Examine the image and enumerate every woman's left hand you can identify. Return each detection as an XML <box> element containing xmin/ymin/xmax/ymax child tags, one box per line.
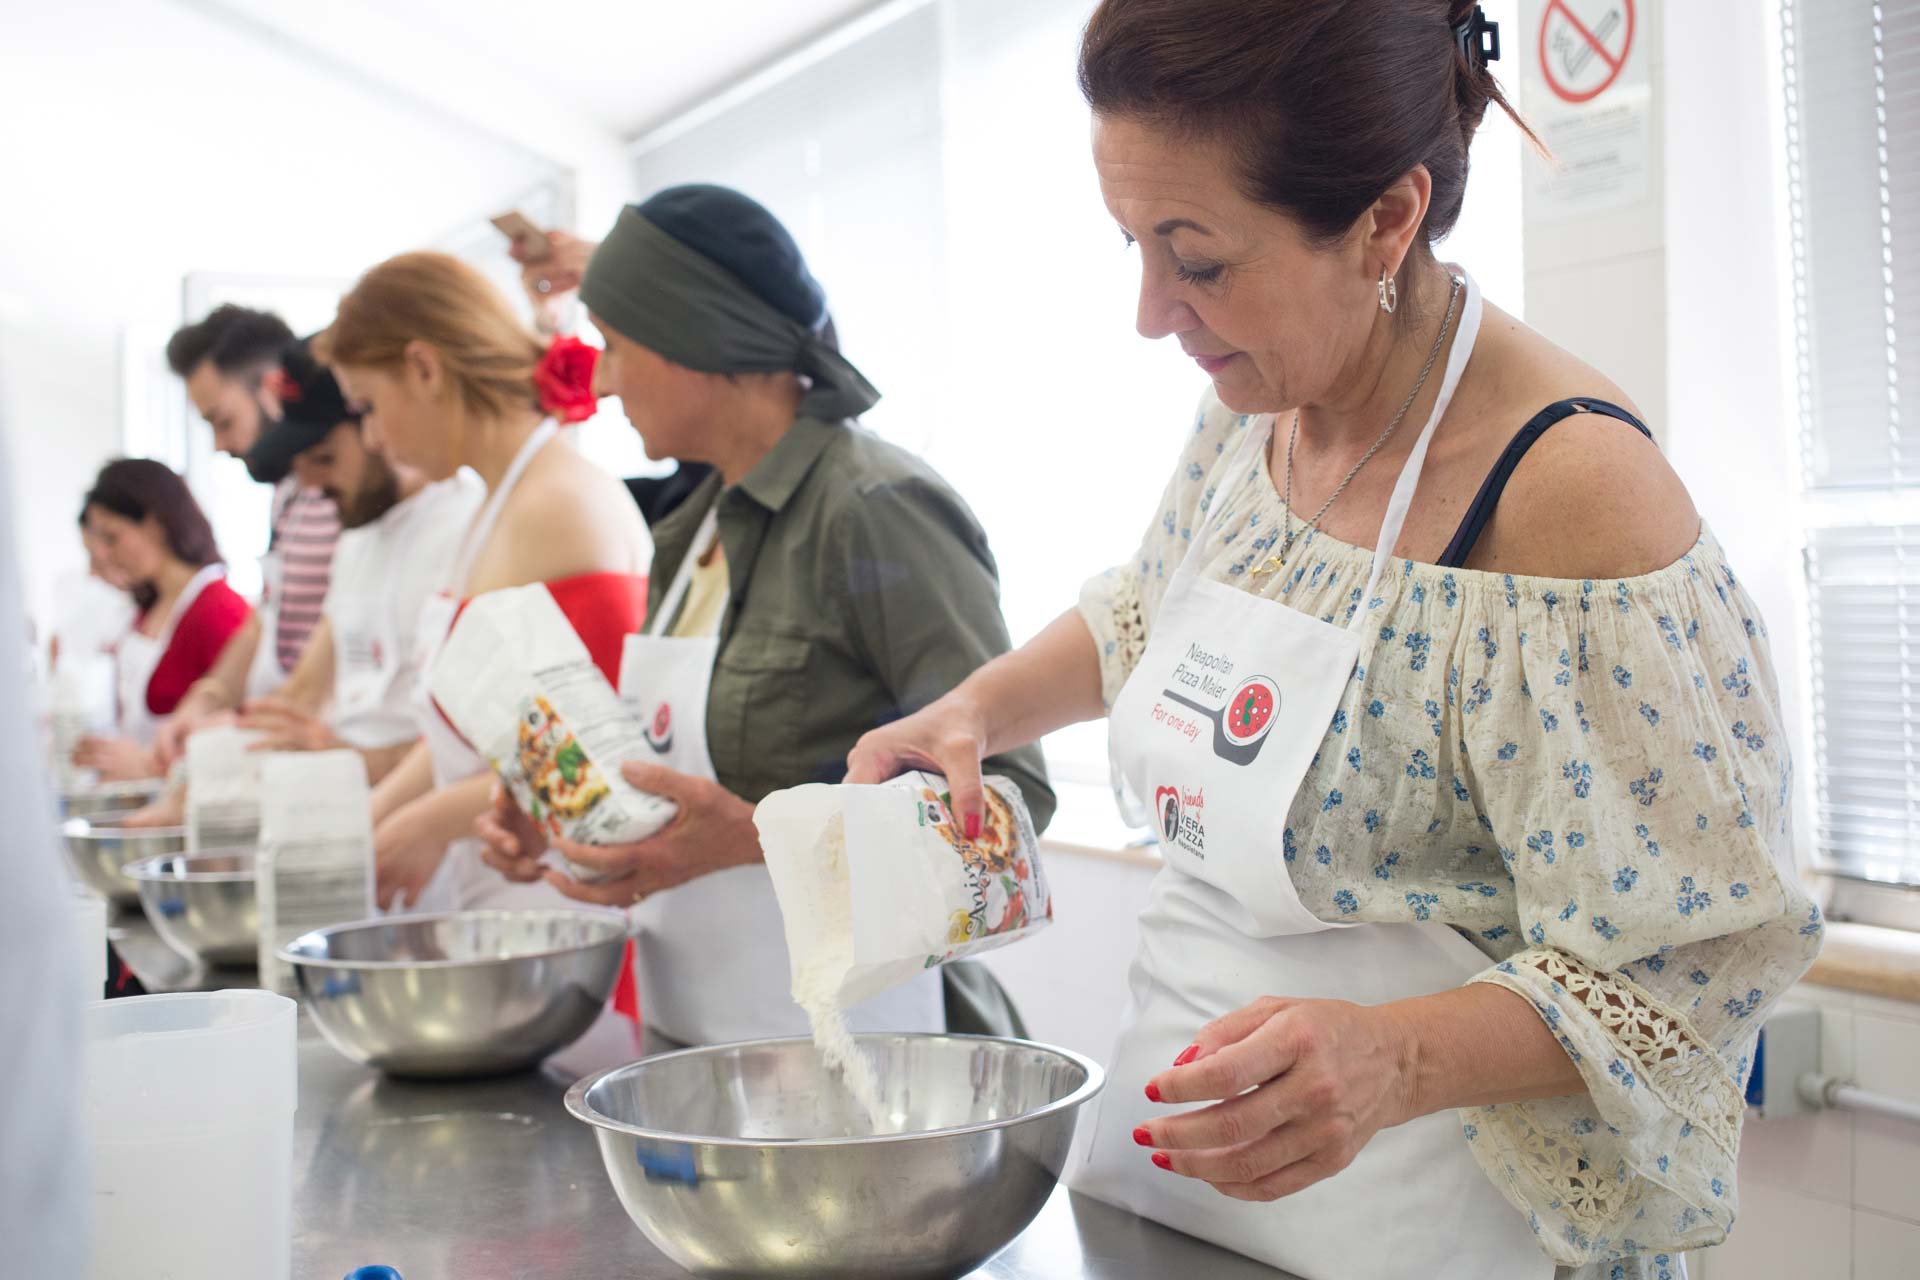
<box><xmin>540</xmin><ymin>761</ymin><xmax>760</xmax><ymax>907</ymax></box>
<box><xmin>1136</xmin><ymin>996</ymin><xmax>1418</xmax><ymax>1202</ymax></box>
<box><xmin>71</xmin><ymin>734</ymin><xmax>161</xmax><ymax>782</ymax></box>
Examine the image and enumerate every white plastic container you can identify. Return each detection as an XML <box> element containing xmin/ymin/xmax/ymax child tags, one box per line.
<box><xmin>69</xmin><ymin>890</ymin><xmax>105</xmax><ymax>998</ymax></box>
<box><xmin>83</xmin><ymin>990</ymin><xmax>297</xmax><ymax>1280</ymax></box>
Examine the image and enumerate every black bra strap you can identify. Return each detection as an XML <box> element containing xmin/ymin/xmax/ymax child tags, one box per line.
<box><xmin>1435</xmin><ymin>397</ymin><xmax>1653</xmax><ymax>569</ymax></box>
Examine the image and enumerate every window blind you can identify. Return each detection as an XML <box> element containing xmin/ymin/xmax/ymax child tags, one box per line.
<box><xmin>1785</xmin><ymin>0</ymin><xmax>1920</xmax><ymax>884</ymax></box>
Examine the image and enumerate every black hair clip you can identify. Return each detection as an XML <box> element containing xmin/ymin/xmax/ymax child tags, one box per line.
<box><xmin>1453</xmin><ymin>4</ymin><xmax>1501</xmax><ymax>69</ymax></box>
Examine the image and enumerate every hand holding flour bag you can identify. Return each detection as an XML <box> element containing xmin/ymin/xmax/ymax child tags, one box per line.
<box><xmin>429</xmin><ymin>584</ymin><xmax>677</xmax><ymax>871</ymax></box>
<box><xmin>755</xmin><ymin>772</ymin><xmax>1053</xmax><ymax>1011</ymax></box>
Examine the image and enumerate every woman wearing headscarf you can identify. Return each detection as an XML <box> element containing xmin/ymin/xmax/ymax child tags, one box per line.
<box><xmin>478</xmin><ymin>186</ymin><xmax>1054</xmax><ymax>1047</ymax></box>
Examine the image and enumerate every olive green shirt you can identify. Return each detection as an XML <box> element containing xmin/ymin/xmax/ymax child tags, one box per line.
<box><xmin>645</xmin><ymin>417</ymin><xmax>1056</xmax><ymax>830</ymax></box>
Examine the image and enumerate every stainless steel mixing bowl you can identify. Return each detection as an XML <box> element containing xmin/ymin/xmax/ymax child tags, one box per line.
<box><xmin>124</xmin><ymin>852</ymin><xmax>259</xmax><ymax>966</ymax></box>
<box><xmin>565</xmin><ymin>1034</ymin><xmax>1104</xmax><ymax>1279</ymax></box>
<box><xmin>61</xmin><ymin>815</ymin><xmax>186</xmax><ymax>906</ymax></box>
<box><xmin>281</xmin><ymin>909</ymin><xmax>630</xmax><ymax>1078</ymax></box>
<box><xmin>56</xmin><ymin>778</ymin><xmax>163</xmax><ymax>821</ymax></box>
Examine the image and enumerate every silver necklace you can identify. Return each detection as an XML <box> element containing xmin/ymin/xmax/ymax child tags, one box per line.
<box><xmin>1253</xmin><ymin>273</ymin><xmax>1463</xmax><ymax>580</ymax></box>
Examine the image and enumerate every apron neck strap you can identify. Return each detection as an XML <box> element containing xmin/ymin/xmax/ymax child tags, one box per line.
<box><xmin>448</xmin><ymin>420</ymin><xmax>558</xmax><ymax>592</ymax></box>
<box><xmin>153</xmin><ymin>563</ymin><xmax>225</xmax><ymax>645</ymax></box>
<box><xmin>1352</xmin><ymin>271</ymin><xmax>1481</xmax><ymax>625</ymax></box>
<box><xmin>647</xmin><ymin>500</ymin><xmax>725</xmax><ymax>637</ymax></box>
<box><xmin>1183</xmin><ymin>271</ymin><xmax>1483</xmax><ymax>634</ymax></box>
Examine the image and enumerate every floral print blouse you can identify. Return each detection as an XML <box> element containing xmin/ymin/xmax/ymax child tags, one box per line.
<box><xmin>1077</xmin><ymin>389</ymin><xmax>1822</xmax><ymax>1278</ymax></box>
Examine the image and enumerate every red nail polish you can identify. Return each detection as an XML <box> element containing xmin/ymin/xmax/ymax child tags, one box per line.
<box><xmin>1145</xmin><ymin>1082</ymin><xmax>1162</xmax><ymax>1103</ymax></box>
<box><xmin>1132</xmin><ymin>1126</ymin><xmax>1153</xmax><ymax>1147</ymax></box>
<box><xmin>1173</xmin><ymin>1044</ymin><xmax>1200</xmax><ymax>1067</ymax></box>
<box><xmin>965</xmin><ymin>813</ymin><xmax>981</xmax><ymax>841</ymax></box>
<box><xmin>1152</xmin><ymin>1152</ymin><xmax>1173</xmax><ymax>1171</ymax></box>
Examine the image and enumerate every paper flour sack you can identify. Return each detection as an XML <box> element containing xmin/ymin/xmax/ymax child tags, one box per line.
<box><xmin>755</xmin><ymin>771</ymin><xmax>1052</xmax><ymax>1011</ymax></box>
<box><xmin>429</xmin><ymin>584</ymin><xmax>676</xmax><ymax>854</ymax></box>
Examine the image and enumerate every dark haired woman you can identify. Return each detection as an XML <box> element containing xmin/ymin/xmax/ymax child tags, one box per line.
<box><xmin>74</xmin><ymin>458</ymin><xmax>255</xmax><ymax>779</ymax></box>
<box><xmin>849</xmin><ymin>3</ymin><xmax>1817</xmax><ymax>1276</ymax></box>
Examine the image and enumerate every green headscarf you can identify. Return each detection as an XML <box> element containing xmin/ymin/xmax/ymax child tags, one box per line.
<box><xmin>581</xmin><ymin>198</ymin><xmax>880</xmax><ymax>422</ymax></box>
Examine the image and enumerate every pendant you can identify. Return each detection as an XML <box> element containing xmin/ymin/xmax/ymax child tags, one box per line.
<box><xmin>1250</xmin><ymin>539</ymin><xmax>1291</xmax><ymax>582</ymax></box>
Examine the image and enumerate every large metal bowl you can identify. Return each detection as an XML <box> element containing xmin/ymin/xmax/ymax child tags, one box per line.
<box><xmin>124</xmin><ymin>852</ymin><xmax>259</xmax><ymax>966</ymax></box>
<box><xmin>281</xmin><ymin>909</ymin><xmax>630</xmax><ymax>1078</ymax></box>
<box><xmin>566</xmin><ymin>1034</ymin><xmax>1104</xmax><ymax>1279</ymax></box>
<box><xmin>56</xmin><ymin>778</ymin><xmax>163</xmax><ymax>822</ymax></box>
<box><xmin>61</xmin><ymin>815</ymin><xmax>186</xmax><ymax>906</ymax></box>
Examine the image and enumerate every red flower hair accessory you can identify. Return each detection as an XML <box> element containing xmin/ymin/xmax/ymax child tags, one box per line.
<box><xmin>534</xmin><ymin>335</ymin><xmax>600</xmax><ymax>424</ymax></box>
<box><xmin>262</xmin><ymin>368</ymin><xmax>303</xmax><ymax>404</ymax></box>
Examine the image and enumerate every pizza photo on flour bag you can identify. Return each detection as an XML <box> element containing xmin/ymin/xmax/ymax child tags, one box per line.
<box><xmin>754</xmin><ymin>771</ymin><xmax>1053</xmax><ymax>1011</ymax></box>
<box><xmin>429</xmin><ymin>584</ymin><xmax>676</xmax><ymax>880</ymax></box>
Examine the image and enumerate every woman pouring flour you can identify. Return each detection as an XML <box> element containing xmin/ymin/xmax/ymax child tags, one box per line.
<box><xmin>848</xmin><ymin>4</ymin><xmax>1820</xmax><ymax>1278</ymax></box>
<box><xmin>476</xmin><ymin>185</ymin><xmax>1054</xmax><ymax>1047</ymax></box>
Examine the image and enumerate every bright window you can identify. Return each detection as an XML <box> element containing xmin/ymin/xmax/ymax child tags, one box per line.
<box><xmin>1782</xmin><ymin>0</ymin><xmax>1920</xmax><ymax>889</ymax></box>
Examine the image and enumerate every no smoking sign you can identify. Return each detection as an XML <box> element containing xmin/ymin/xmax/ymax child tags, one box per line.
<box><xmin>1539</xmin><ymin>0</ymin><xmax>1635</xmax><ymax>104</ymax></box>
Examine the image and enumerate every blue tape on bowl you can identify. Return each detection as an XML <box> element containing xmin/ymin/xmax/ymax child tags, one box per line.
<box><xmin>158</xmin><ymin>897</ymin><xmax>187</xmax><ymax>918</ymax></box>
<box><xmin>635</xmin><ymin>1141</ymin><xmax>699</xmax><ymax>1186</ymax></box>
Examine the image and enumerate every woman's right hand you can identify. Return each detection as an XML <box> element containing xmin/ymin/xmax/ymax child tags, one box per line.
<box><xmin>474</xmin><ymin>782</ymin><xmax>551</xmax><ymax>884</ymax></box>
<box><xmin>373</xmin><ymin>797</ymin><xmax>451</xmax><ymax>912</ymax></box>
<box><xmin>511</xmin><ymin>228</ymin><xmax>597</xmax><ymax>331</ymax></box>
<box><xmin>845</xmin><ymin>693</ymin><xmax>993</xmax><ymax>839</ymax></box>
<box><xmin>154</xmin><ymin>708</ymin><xmax>235</xmax><ymax>769</ymax></box>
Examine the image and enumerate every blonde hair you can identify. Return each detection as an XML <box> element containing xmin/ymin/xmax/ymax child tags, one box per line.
<box><xmin>318</xmin><ymin>251</ymin><xmax>543</xmax><ymax>420</ymax></box>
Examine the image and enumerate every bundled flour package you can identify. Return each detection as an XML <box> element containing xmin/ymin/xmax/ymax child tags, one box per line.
<box><xmin>257</xmin><ymin>750</ymin><xmax>375</xmax><ymax>994</ymax></box>
<box><xmin>184</xmin><ymin>725</ymin><xmax>267</xmax><ymax>853</ymax></box>
<box><xmin>429</xmin><ymin>584</ymin><xmax>677</xmax><ymax>856</ymax></box>
<box><xmin>45</xmin><ymin>654</ymin><xmax>115</xmax><ymax>788</ymax></box>
<box><xmin>755</xmin><ymin>771</ymin><xmax>1052</xmax><ymax>1013</ymax></box>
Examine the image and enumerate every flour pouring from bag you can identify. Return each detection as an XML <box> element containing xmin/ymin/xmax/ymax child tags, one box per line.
<box><xmin>756</xmin><ymin>772</ymin><xmax>1053</xmax><ymax>1127</ymax></box>
<box><xmin>429</xmin><ymin>584</ymin><xmax>677</xmax><ymax>881</ymax></box>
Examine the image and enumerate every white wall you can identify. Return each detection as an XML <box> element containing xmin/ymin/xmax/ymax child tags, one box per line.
<box><xmin>1695</xmin><ymin>983</ymin><xmax>1920</xmax><ymax>1280</ymax></box>
<box><xmin>0</xmin><ymin>0</ymin><xmax>573</xmax><ymax>636</ymax></box>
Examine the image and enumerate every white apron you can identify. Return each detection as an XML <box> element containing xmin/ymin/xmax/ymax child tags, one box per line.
<box><xmin>1070</xmin><ymin>274</ymin><xmax>1551</xmax><ymax>1280</ymax></box>
<box><xmin>332</xmin><ymin>605</ymin><xmax>396</xmax><ymax>741</ymax></box>
<box><xmin>331</xmin><ymin>534</ymin><xmax>407</xmax><ymax>745</ymax></box>
<box><xmin>618</xmin><ymin>504</ymin><xmax>944</xmax><ymax>1046</ymax></box>
<box><xmin>409</xmin><ymin>422</ymin><xmax>568</xmax><ymax>914</ymax></box>
<box><xmin>115</xmin><ymin>563</ymin><xmax>224</xmax><ymax>745</ymax></box>
<box><xmin>242</xmin><ymin>547</ymin><xmax>286</xmax><ymax>701</ymax></box>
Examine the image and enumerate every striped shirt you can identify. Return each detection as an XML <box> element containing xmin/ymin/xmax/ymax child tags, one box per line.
<box><xmin>269</xmin><ymin>480</ymin><xmax>340</xmax><ymax>672</ymax></box>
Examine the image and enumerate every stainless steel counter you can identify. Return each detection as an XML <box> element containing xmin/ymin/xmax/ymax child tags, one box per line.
<box><xmin>110</xmin><ymin>912</ymin><xmax>1298</xmax><ymax>1280</ymax></box>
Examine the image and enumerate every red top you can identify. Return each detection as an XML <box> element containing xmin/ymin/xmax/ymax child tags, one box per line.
<box><xmin>143</xmin><ymin>578</ymin><xmax>253</xmax><ymax>716</ymax></box>
<box><xmin>541</xmin><ymin>572</ymin><xmax>650</xmax><ymax>685</ymax></box>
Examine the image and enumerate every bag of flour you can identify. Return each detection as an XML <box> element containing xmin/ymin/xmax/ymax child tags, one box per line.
<box><xmin>755</xmin><ymin>771</ymin><xmax>1052</xmax><ymax>1012</ymax></box>
<box><xmin>429</xmin><ymin>584</ymin><xmax>676</xmax><ymax>858</ymax></box>
<box><xmin>184</xmin><ymin>725</ymin><xmax>267</xmax><ymax>853</ymax></box>
<box><xmin>257</xmin><ymin>750</ymin><xmax>374</xmax><ymax>994</ymax></box>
